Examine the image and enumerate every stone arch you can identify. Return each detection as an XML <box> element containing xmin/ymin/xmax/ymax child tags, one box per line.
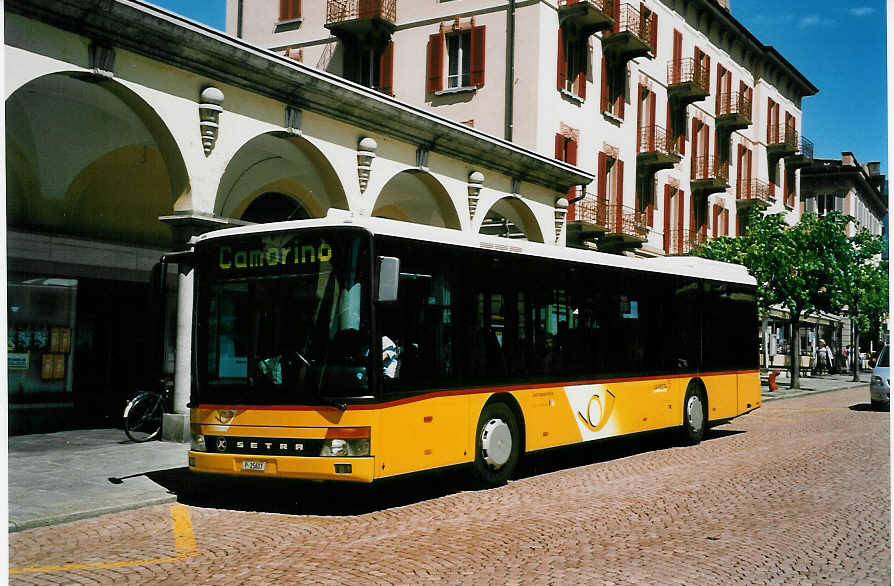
<box><xmin>5</xmin><ymin>72</ymin><xmax>190</xmax><ymax>247</ymax></box>
<box><xmin>216</xmin><ymin>131</ymin><xmax>348</xmax><ymax>222</ymax></box>
<box><xmin>372</xmin><ymin>169</ymin><xmax>462</xmax><ymax>230</ymax></box>
<box><xmin>478</xmin><ymin>196</ymin><xmax>545</xmax><ymax>243</ymax></box>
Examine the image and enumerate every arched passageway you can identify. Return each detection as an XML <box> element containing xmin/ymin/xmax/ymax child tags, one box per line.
<box><xmin>478</xmin><ymin>196</ymin><xmax>545</xmax><ymax>243</ymax></box>
<box><xmin>6</xmin><ymin>72</ymin><xmax>190</xmax><ymax>432</ymax></box>
<box><xmin>373</xmin><ymin>170</ymin><xmax>462</xmax><ymax>230</ymax></box>
<box><xmin>216</xmin><ymin>132</ymin><xmax>347</xmax><ymax>222</ymax></box>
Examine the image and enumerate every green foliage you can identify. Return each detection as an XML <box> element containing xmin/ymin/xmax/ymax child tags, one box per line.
<box><xmin>693</xmin><ymin>209</ymin><xmax>885</xmax><ymax>326</ymax></box>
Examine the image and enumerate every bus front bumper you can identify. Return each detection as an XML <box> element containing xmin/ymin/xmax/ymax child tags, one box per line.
<box><xmin>188</xmin><ymin>451</ymin><xmax>376</xmax><ymax>483</ymax></box>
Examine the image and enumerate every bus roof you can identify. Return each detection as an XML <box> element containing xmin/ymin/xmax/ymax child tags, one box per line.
<box><xmin>195</xmin><ymin>212</ymin><xmax>756</xmax><ymax>286</ymax></box>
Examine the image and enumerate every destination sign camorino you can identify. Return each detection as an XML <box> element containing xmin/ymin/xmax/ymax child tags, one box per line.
<box><xmin>218</xmin><ymin>240</ymin><xmax>333</xmax><ymax>271</ymax></box>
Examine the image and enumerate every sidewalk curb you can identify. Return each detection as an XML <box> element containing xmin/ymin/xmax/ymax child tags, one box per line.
<box><xmin>761</xmin><ymin>383</ymin><xmax>868</xmax><ymax>402</ymax></box>
<box><xmin>9</xmin><ymin>494</ymin><xmax>178</xmax><ymax>533</ymax></box>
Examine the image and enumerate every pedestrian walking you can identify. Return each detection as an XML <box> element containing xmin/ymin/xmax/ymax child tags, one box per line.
<box><xmin>815</xmin><ymin>339</ymin><xmax>832</xmax><ymax>375</ymax></box>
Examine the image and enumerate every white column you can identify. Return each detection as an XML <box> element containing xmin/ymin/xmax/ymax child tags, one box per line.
<box><xmin>173</xmin><ymin>264</ymin><xmax>194</xmax><ymax>414</ymax></box>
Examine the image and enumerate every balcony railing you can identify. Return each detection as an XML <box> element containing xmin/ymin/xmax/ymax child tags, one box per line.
<box><xmin>558</xmin><ymin>0</ymin><xmax>615</xmax><ymax>33</ymax></box>
<box><xmin>737</xmin><ymin>178</ymin><xmax>772</xmax><ymax>205</ymax></box>
<box><xmin>664</xmin><ymin>229</ymin><xmax>707</xmax><ymax>255</ymax></box>
<box><xmin>560</xmin><ymin>0</ymin><xmax>614</xmax><ymax>13</ymax></box>
<box><xmin>611</xmin><ymin>3</ymin><xmax>652</xmax><ymax>46</ymax></box>
<box><xmin>767</xmin><ymin>124</ymin><xmax>798</xmax><ymax>149</ymax></box>
<box><xmin>797</xmin><ymin>135</ymin><xmax>814</xmax><ymax>159</ymax></box>
<box><xmin>666</xmin><ymin>58</ymin><xmax>710</xmax><ymax>91</ymax></box>
<box><xmin>326</xmin><ymin>0</ymin><xmax>396</xmax><ymax>25</ymax></box>
<box><xmin>638</xmin><ymin>124</ymin><xmax>678</xmax><ymax>158</ymax></box>
<box><xmin>717</xmin><ymin>92</ymin><xmax>752</xmax><ymax>122</ymax></box>
<box><xmin>574</xmin><ymin>196</ymin><xmax>648</xmax><ymax>240</ymax></box>
<box><xmin>692</xmin><ymin>156</ymin><xmax>729</xmax><ymax>183</ymax></box>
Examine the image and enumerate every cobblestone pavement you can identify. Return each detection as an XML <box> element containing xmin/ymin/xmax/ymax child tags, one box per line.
<box><xmin>10</xmin><ymin>387</ymin><xmax>890</xmax><ymax>585</ymax></box>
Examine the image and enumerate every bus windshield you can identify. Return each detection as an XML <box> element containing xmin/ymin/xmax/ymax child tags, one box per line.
<box><xmin>196</xmin><ymin>228</ymin><xmax>371</xmax><ymax>405</ymax></box>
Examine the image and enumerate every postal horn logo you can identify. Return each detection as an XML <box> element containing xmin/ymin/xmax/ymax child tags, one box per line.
<box><xmin>577</xmin><ymin>389</ymin><xmax>616</xmax><ymax>432</ymax></box>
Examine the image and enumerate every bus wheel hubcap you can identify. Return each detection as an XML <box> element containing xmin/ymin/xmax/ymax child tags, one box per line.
<box><xmin>481</xmin><ymin>418</ymin><xmax>512</xmax><ymax>469</ymax></box>
<box><xmin>687</xmin><ymin>396</ymin><xmax>704</xmax><ymax>432</ymax></box>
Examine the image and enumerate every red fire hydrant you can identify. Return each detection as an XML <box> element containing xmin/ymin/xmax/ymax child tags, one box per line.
<box><xmin>768</xmin><ymin>370</ymin><xmax>781</xmax><ymax>391</ymax></box>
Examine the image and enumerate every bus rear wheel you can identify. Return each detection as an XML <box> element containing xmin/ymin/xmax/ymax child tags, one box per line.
<box><xmin>471</xmin><ymin>402</ymin><xmax>519</xmax><ymax>488</ymax></box>
<box><xmin>681</xmin><ymin>386</ymin><xmax>707</xmax><ymax>445</ymax></box>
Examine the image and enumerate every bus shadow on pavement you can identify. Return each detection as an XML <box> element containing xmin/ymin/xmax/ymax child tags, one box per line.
<box><xmin>516</xmin><ymin>428</ymin><xmax>743</xmax><ymax>480</ymax></box>
<box><xmin>144</xmin><ymin>429</ymin><xmax>743</xmax><ymax>516</ymax></box>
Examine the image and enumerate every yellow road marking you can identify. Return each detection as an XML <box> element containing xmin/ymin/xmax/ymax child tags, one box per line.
<box><xmin>10</xmin><ymin>504</ymin><xmax>198</xmax><ymax>575</ymax></box>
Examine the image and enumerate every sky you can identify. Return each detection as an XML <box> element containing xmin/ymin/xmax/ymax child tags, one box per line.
<box><xmin>149</xmin><ymin>0</ymin><xmax>888</xmax><ymax>173</ymax></box>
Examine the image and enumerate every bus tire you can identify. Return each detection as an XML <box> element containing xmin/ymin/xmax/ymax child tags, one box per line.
<box><xmin>471</xmin><ymin>401</ymin><xmax>520</xmax><ymax>488</ymax></box>
<box><xmin>681</xmin><ymin>385</ymin><xmax>707</xmax><ymax>445</ymax></box>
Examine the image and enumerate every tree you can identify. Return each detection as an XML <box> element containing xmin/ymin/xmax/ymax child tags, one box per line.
<box><xmin>694</xmin><ymin>209</ymin><xmax>858</xmax><ymax>389</ymax></box>
<box><xmin>833</xmin><ymin>225</ymin><xmax>886</xmax><ymax>381</ymax></box>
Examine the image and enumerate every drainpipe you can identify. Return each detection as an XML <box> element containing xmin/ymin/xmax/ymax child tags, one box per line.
<box><xmin>504</xmin><ymin>0</ymin><xmax>516</xmax><ymax>141</ymax></box>
<box><xmin>236</xmin><ymin>0</ymin><xmax>244</xmax><ymax>38</ymax></box>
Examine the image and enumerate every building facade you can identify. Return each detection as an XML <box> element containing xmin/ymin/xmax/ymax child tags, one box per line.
<box><xmin>6</xmin><ymin>0</ymin><xmax>590</xmax><ymax>435</ymax></box>
<box><xmin>230</xmin><ymin>0</ymin><xmax>818</xmax><ymax>256</ymax></box>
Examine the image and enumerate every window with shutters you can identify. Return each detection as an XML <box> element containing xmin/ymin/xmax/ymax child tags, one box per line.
<box><xmin>347</xmin><ymin>42</ymin><xmax>394</xmax><ymax>95</ymax></box>
<box><xmin>557</xmin><ymin>28</ymin><xmax>587</xmax><ymax>101</ymax></box>
<box><xmin>600</xmin><ymin>57</ymin><xmax>625</xmax><ymax>120</ymax></box>
<box><xmin>428</xmin><ymin>24</ymin><xmax>486</xmax><ymax>95</ymax></box>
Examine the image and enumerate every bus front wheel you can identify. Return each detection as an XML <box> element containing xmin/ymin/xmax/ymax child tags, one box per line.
<box><xmin>681</xmin><ymin>386</ymin><xmax>707</xmax><ymax>445</ymax></box>
<box><xmin>471</xmin><ymin>402</ymin><xmax>519</xmax><ymax>487</ymax></box>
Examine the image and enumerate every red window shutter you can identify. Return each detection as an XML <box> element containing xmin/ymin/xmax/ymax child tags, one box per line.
<box><xmin>648</xmin><ymin>91</ymin><xmax>656</xmax><ymax>146</ymax></box>
<box><xmin>715</xmin><ymin>65</ymin><xmax>723</xmax><ymax>115</ymax></box>
<box><xmin>746</xmin><ymin>148</ymin><xmax>752</xmax><ymax>182</ymax></box>
<box><xmin>378</xmin><ymin>42</ymin><xmax>394</xmax><ymax>96</ymax></box>
<box><xmin>766</xmin><ymin>98</ymin><xmax>773</xmax><ymax>142</ymax></box>
<box><xmin>690</xmin><ymin>118</ymin><xmax>699</xmax><ymax>176</ymax></box>
<box><xmin>663</xmin><ymin>184</ymin><xmax>672</xmax><ymax>252</ymax></box>
<box><xmin>612</xmin><ymin>1</ymin><xmax>620</xmax><ymax>33</ymax></box>
<box><xmin>555</xmin><ymin>133</ymin><xmax>565</xmax><ymax>160</ymax></box>
<box><xmin>650</xmin><ymin>13</ymin><xmax>658</xmax><ymax>56</ymax></box>
<box><xmin>712</xmin><ymin>204</ymin><xmax>720</xmax><ymax>238</ymax></box>
<box><xmin>674</xmin><ymin>30</ymin><xmax>682</xmax><ymax>63</ymax></box>
<box><xmin>597</xmin><ymin>152</ymin><xmax>607</xmax><ymax>201</ymax></box>
<box><xmin>426</xmin><ymin>33</ymin><xmax>444</xmax><ymax>94</ymax></box>
<box><xmin>566</xmin><ymin>138</ymin><xmax>578</xmax><ymax>165</ymax></box>
<box><xmin>636</xmin><ymin>85</ymin><xmax>644</xmax><ymax>153</ymax></box>
<box><xmin>557</xmin><ymin>28</ymin><xmax>566</xmax><ymax>91</ymax></box>
<box><xmin>600</xmin><ymin>56</ymin><xmax>609</xmax><ymax>112</ymax></box>
<box><xmin>723</xmin><ymin>209</ymin><xmax>729</xmax><ymax>236</ymax></box>
<box><xmin>616</xmin><ymin>159</ymin><xmax>625</xmax><ymax>208</ymax></box>
<box><xmin>704</xmin><ymin>55</ymin><xmax>710</xmax><ymax>88</ymax></box>
<box><xmin>688</xmin><ymin>191</ymin><xmax>695</xmax><ymax>232</ymax></box>
<box><xmin>280</xmin><ymin>0</ymin><xmax>301</xmax><ymax>21</ymax></box>
<box><xmin>470</xmin><ymin>26</ymin><xmax>486</xmax><ymax>87</ymax></box>
<box><xmin>677</xmin><ymin>189</ymin><xmax>685</xmax><ymax>236</ymax></box>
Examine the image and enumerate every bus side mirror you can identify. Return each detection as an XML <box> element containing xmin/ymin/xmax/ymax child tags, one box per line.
<box><xmin>377</xmin><ymin>256</ymin><xmax>400</xmax><ymax>302</ymax></box>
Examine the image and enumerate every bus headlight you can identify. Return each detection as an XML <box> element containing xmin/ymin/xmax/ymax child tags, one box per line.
<box><xmin>319</xmin><ymin>427</ymin><xmax>370</xmax><ymax>457</ymax></box>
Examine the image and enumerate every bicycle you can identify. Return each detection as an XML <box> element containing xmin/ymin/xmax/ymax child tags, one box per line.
<box><xmin>123</xmin><ymin>377</ymin><xmax>173</xmax><ymax>442</ymax></box>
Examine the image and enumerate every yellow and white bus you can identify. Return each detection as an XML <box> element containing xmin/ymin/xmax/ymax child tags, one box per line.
<box><xmin>188</xmin><ymin>215</ymin><xmax>760</xmax><ymax>486</ymax></box>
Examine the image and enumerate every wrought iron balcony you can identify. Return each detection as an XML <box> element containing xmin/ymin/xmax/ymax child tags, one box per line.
<box><xmin>664</xmin><ymin>229</ymin><xmax>707</xmax><ymax>256</ymax></box>
<box><xmin>603</xmin><ymin>3</ymin><xmax>653</xmax><ymax>62</ymax></box>
<box><xmin>785</xmin><ymin>134</ymin><xmax>814</xmax><ymax>169</ymax></box>
<box><xmin>716</xmin><ymin>91</ymin><xmax>752</xmax><ymax>130</ymax></box>
<box><xmin>667</xmin><ymin>58</ymin><xmax>710</xmax><ymax>105</ymax></box>
<box><xmin>767</xmin><ymin>124</ymin><xmax>798</xmax><ymax>156</ymax></box>
<box><xmin>637</xmin><ymin>124</ymin><xmax>680</xmax><ymax>171</ymax></box>
<box><xmin>567</xmin><ymin>195</ymin><xmax>648</xmax><ymax>251</ymax></box>
<box><xmin>558</xmin><ymin>0</ymin><xmax>614</xmax><ymax>35</ymax></box>
<box><xmin>691</xmin><ymin>156</ymin><xmax>729</xmax><ymax>195</ymax></box>
<box><xmin>736</xmin><ymin>178</ymin><xmax>772</xmax><ymax>209</ymax></box>
<box><xmin>325</xmin><ymin>0</ymin><xmax>396</xmax><ymax>39</ymax></box>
